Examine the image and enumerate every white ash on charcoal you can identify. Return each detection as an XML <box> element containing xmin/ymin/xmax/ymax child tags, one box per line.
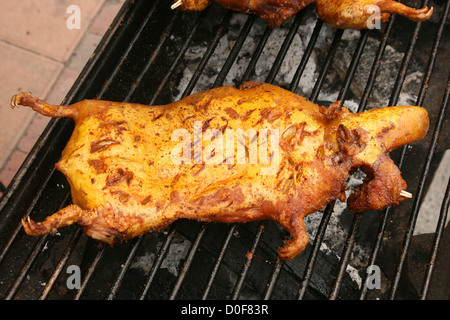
<box><xmin>319</xmin><ymin>28</ymin><xmax>425</xmax><ymax>108</ymax></box>
<box><xmin>131</xmin><ymin>235</ymin><xmax>192</xmax><ymax>277</ymax></box>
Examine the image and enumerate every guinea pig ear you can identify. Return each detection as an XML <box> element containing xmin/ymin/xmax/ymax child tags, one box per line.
<box><xmin>346</xmin><ymin>154</ymin><xmax>408</xmax><ymax>213</ymax></box>
<box><xmin>11</xmin><ymin>92</ymin><xmax>79</xmax><ymax>119</ymax></box>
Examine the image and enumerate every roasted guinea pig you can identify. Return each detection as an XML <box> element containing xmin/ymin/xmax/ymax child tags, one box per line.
<box><xmin>173</xmin><ymin>0</ymin><xmax>433</xmax><ymax>29</ymax></box>
<box><xmin>12</xmin><ymin>82</ymin><xmax>429</xmax><ymax>260</ymax></box>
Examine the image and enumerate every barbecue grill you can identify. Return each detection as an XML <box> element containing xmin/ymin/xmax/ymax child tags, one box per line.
<box><xmin>0</xmin><ymin>0</ymin><xmax>448</xmax><ymax>301</ymax></box>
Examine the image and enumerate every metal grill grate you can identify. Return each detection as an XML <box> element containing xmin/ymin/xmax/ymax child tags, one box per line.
<box><xmin>0</xmin><ymin>0</ymin><xmax>449</xmax><ymax>300</ymax></box>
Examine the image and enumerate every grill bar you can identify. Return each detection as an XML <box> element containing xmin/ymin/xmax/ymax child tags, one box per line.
<box><xmin>0</xmin><ymin>163</ymin><xmax>62</xmax><ymax>268</ymax></box>
<box><xmin>214</xmin><ymin>15</ymin><xmax>256</xmax><ymax>87</ymax></box>
<box><xmin>296</xmin><ymin>202</ymin><xmax>335</xmax><ymax>299</ymax></box>
<box><xmin>389</xmin><ymin>0</ymin><xmax>429</xmax><ymax>106</ymax></box>
<box><xmin>329</xmin><ymin>213</ymin><xmax>363</xmax><ymax>300</ymax></box>
<box><xmin>329</xmin><ymin>0</ymin><xmax>449</xmax><ymax>300</ymax></box>
<box><xmin>167</xmin><ymin>11</ymin><xmax>251</xmax><ymax>300</ymax></box>
<box><xmin>4</xmin><ymin>235</ymin><xmax>49</xmax><ymax>300</ymax></box>
<box><xmin>196</xmin><ymin>10</ymin><xmax>291</xmax><ymax>299</ymax></box>
<box><xmin>267</xmin><ymin>16</ymin><xmax>368</xmax><ymax>300</ymax></box>
<box><xmin>263</xmin><ymin>258</ymin><xmax>283</xmax><ymax>299</ymax></box>
<box><xmin>169</xmin><ymin>223</ymin><xmax>208</xmax><ymax>300</ymax></box>
<box><xmin>182</xmin><ymin>11</ymin><xmax>234</xmax><ymax>97</ymax></box>
<box><xmin>358</xmin><ymin>209</ymin><xmax>389</xmax><ymax>299</ymax></box>
<box><xmin>124</xmin><ymin>11</ymin><xmax>180</xmax><ymax>102</ymax></box>
<box><xmin>337</xmin><ymin>30</ymin><xmax>370</xmax><ymax>104</ymax></box>
<box><xmin>266</xmin><ymin>11</ymin><xmax>305</xmax><ymax>83</ymax></box>
<box><xmin>417</xmin><ymin>0</ymin><xmax>450</xmax><ymax>107</ymax></box>
<box><xmin>0</xmin><ymin>183</ymin><xmax>50</xmax><ymax>266</ymax></box>
<box><xmin>331</xmin><ymin>5</ymin><xmax>428</xmax><ymax>298</ymax></box>
<box><xmin>108</xmin><ymin>8</ymin><xmax>240</xmax><ymax>300</ymax></box>
<box><xmin>193</xmin><ymin>11</ymin><xmax>305</xmax><ymax>300</ymax></box>
<box><xmin>4</xmin><ymin>192</ymin><xmax>72</xmax><ymax>300</ymax></box>
<box><xmin>139</xmin><ymin>11</ymin><xmax>236</xmax><ymax>300</ymax></box>
<box><xmin>139</xmin><ymin>224</ymin><xmax>178</xmax><ymax>300</ymax></box>
<box><xmin>149</xmin><ymin>10</ymin><xmax>209</xmax><ymax>105</ymax></box>
<box><xmin>0</xmin><ymin>150</ymin><xmax>59</xmax><ymax>241</ymax></box>
<box><xmin>242</xmin><ymin>26</ymin><xmax>272</xmax><ymax>84</ymax></box>
<box><xmin>310</xmin><ymin>29</ymin><xmax>343</xmax><ymax>102</ymax></box>
<box><xmin>239</xmin><ymin>11</ymin><xmax>340</xmax><ymax>300</ymax></box>
<box><xmin>291</xmin><ymin>28</ymin><xmax>346</xmax><ymax>299</ymax></box>
<box><xmin>288</xmin><ymin>19</ymin><xmax>323</xmax><ymax>92</ymax></box>
<box><xmin>250</xmin><ymin>15</ymin><xmax>323</xmax><ymax>300</ymax></box>
<box><xmin>388</xmin><ymin>0</ymin><xmax>447</xmax><ymax>297</ymax></box>
<box><xmin>94</xmin><ymin>0</ymin><xmax>162</xmax><ymax>100</ymax></box>
<box><xmin>103</xmin><ymin>8</ymin><xmax>214</xmax><ymax>300</ymax></box>
<box><xmin>323</xmin><ymin>29</ymin><xmax>374</xmax><ymax>298</ymax></box>
<box><xmin>231</xmin><ymin>222</ymin><xmax>267</xmax><ymax>300</ymax></box>
<box><xmin>358</xmin><ymin>2</ymin><xmax>449</xmax><ymax>298</ymax></box>
<box><xmin>278</xmin><ymin>22</ymin><xmax>367</xmax><ymax>300</ymax></box>
<box><xmin>39</xmin><ymin>229</ymin><xmax>82</xmax><ymax>300</ymax></box>
<box><xmin>107</xmin><ymin>237</ymin><xmax>143</xmax><ymax>300</ymax></box>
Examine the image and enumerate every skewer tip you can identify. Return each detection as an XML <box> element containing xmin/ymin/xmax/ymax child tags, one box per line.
<box><xmin>400</xmin><ymin>190</ymin><xmax>412</xmax><ymax>198</ymax></box>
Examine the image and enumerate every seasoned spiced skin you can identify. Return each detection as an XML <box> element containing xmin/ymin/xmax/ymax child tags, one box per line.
<box><xmin>174</xmin><ymin>0</ymin><xmax>433</xmax><ymax>28</ymax></box>
<box><xmin>13</xmin><ymin>82</ymin><xmax>429</xmax><ymax>260</ymax></box>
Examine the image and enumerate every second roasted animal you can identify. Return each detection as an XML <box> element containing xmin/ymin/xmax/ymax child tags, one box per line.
<box><xmin>173</xmin><ymin>0</ymin><xmax>433</xmax><ymax>28</ymax></box>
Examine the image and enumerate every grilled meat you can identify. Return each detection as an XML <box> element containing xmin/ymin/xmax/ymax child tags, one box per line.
<box><xmin>13</xmin><ymin>82</ymin><xmax>429</xmax><ymax>260</ymax></box>
<box><xmin>173</xmin><ymin>0</ymin><xmax>433</xmax><ymax>28</ymax></box>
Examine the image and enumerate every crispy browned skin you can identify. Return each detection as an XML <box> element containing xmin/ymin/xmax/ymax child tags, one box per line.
<box><xmin>175</xmin><ymin>0</ymin><xmax>433</xmax><ymax>28</ymax></box>
<box><xmin>12</xmin><ymin>82</ymin><xmax>429</xmax><ymax>260</ymax></box>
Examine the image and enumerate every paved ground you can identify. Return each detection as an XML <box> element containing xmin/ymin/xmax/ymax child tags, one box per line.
<box><xmin>0</xmin><ymin>0</ymin><xmax>447</xmax><ymax>234</ymax></box>
<box><xmin>0</xmin><ymin>0</ymin><xmax>125</xmax><ymax>194</ymax></box>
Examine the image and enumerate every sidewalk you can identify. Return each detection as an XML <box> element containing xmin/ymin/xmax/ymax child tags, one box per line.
<box><xmin>0</xmin><ymin>0</ymin><xmax>125</xmax><ymax>195</ymax></box>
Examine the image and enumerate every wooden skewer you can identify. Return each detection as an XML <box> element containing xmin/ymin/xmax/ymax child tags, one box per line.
<box><xmin>400</xmin><ymin>190</ymin><xmax>412</xmax><ymax>198</ymax></box>
<box><xmin>171</xmin><ymin>1</ymin><xmax>415</xmax><ymax>202</ymax></box>
<box><xmin>171</xmin><ymin>0</ymin><xmax>182</xmax><ymax>9</ymax></box>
